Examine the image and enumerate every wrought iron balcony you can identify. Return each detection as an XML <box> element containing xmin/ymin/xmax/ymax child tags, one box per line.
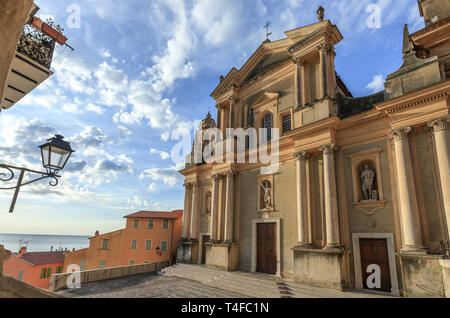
<box><xmin>16</xmin><ymin>24</ymin><xmax>55</xmax><ymax>69</ymax></box>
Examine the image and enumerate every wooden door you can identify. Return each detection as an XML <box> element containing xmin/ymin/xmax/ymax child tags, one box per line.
<box><xmin>359</xmin><ymin>238</ymin><xmax>391</xmax><ymax>292</ymax></box>
<box><xmin>257</xmin><ymin>223</ymin><xmax>277</xmax><ymax>275</ymax></box>
<box><xmin>202</xmin><ymin>235</ymin><xmax>210</xmax><ymax>264</ymax></box>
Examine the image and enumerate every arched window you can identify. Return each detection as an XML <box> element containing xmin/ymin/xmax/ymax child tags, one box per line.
<box><xmin>261</xmin><ymin>113</ymin><xmax>273</xmax><ymax>142</ymax></box>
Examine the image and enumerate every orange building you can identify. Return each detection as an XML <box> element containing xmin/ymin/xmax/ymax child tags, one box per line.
<box><xmin>64</xmin><ymin>210</ymin><xmax>183</xmax><ymax>271</ymax></box>
<box><xmin>3</xmin><ymin>247</ymin><xmax>65</xmax><ymax>290</ymax></box>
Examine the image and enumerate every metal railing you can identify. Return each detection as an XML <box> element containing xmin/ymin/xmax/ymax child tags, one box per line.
<box><xmin>16</xmin><ymin>24</ymin><xmax>55</xmax><ymax>69</ymax></box>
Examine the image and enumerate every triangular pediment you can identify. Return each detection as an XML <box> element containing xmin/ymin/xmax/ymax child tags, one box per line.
<box><xmin>251</xmin><ymin>92</ymin><xmax>280</xmax><ymax>107</ymax></box>
<box><xmin>284</xmin><ymin>20</ymin><xmax>329</xmax><ymax>41</ymax></box>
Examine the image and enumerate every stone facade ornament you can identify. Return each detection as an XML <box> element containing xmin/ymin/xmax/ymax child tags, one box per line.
<box><xmin>361</xmin><ymin>164</ymin><xmax>376</xmax><ymax>201</ymax></box>
<box><xmin>317</xmin><ymin>6</ymin><xmax>325</xmax><ymax>21</ymax></box>
<box><xmin>260</xmin><ymin>180</ymin><xmax>272</xmax><ymax>209</ymax></box>
<box><xmin>0</xmin><ymin>245</ymin><xmax>12</xmax><ymax>273</ymax></box>
<box><xmin>206</xmin><ymin>191</ymin><xmax>212</xmax><ymax>214</ymax></box>
<box><xmin>427</xmin><ymin>116</ymin><xmax>449</xmax><ymax>133</ymax></box>
<box><xmin>389</xmin><ymin>127</ymin><xmax>412</xmax><ymax>141</ymax></box>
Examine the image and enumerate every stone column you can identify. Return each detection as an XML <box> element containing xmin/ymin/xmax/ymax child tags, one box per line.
<box><xmin>294</xmin><ymin>59</ymin><xmax>301</xmax><ymax>108</ymax></box>
<box><xmin>182</xmin><ymin>183</ymin><xmax>192</xmax><ymax>239</ymax></box>
<box><xmin>210</xmin><ymin>174</ymin><xmax>220</xmax><ymax>241</ymax></box>
<box><xmin>319</xmin><ymin>144</ymin><xmax>340</xmax><ymax>248</ymax></box>
<box><xmin>428</xmin><ymin>117</ymin><xmax>450</xmax><ymax>240</ymax></box>
<box><xmin>390</xmin><ymin>127</ymin><xmax>424</xmax><ymax>253</ymax></box>
<box><xmin>228</xmin><ymin>97</ymin><xmax>235</xmax><ymax>131</ymax></box>
<box><xmin>295</xmin><ymin>151</ymin><xmax>311</xmax><ymax>246</ymax></box>
<box><xmin>224</xmin><ymin>171</ymin><xmax>235</xmax><ymax>243</ymax></box>
<box><xmin>190</xmin><ymin>181</ymin><xmax>200</xmax><ymax>240</ymax></box>
<box><xmin>300</xmin><ymin>61</ymin><xmax>307</xmax><ymax>107</ymax></box>
<box><xmin>318</xmin><ymin>44</ymin><xmax>327</xmax><ymax>99</ymax></box>
<box><xmin>327</xmin><ymin>46</ymin><xmax>336</xmax><ymax>97</ymax></box>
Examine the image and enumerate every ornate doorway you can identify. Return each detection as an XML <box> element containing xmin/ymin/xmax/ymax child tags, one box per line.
<box><xmin>256</xmin><ymin>223</ymin><xmax>277</xmax><ymax>275</ymax></box>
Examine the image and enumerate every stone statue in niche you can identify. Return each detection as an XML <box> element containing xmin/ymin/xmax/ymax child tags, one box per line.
<box><xmin>206</xmin><ymin>192</ymin><xmax>211</xmax><ymax>214</ymax></box>
<box><xmin>260</xmin><ymin>180</ymin><xmax>272</xmax><ymax>209</ymax></box>
<box><xmin>361</xmin><ymin>164</ymin><xmax>376</xmax><ymax>201</ymax></box>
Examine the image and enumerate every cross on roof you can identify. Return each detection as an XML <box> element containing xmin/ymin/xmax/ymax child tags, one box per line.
<box><xmin>264</xmin><ymin>21</ymin><xmax>272</xmax><ymax>41</ymax></box>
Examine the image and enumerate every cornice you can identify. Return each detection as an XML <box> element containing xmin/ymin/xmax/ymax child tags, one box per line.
<box><xmin>375</xmin><ymin>80</ymin><xmax>450</xmax><ymax>115</ymax></box>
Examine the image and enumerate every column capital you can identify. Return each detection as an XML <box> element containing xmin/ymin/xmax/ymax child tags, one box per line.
<box><xmin>427</xmin><ymin>116</ymin><xmax>450</xmax><ymax>133</ymax></box>
<box><xmin>389</xmin><ymin>127</ymin><xmax>412</xmax><ymax>141</ymax></box>
<box><xmin>319</xmin><ymin>143</ymin><xmax>338</xmax><ymax>154</ymax></box>
<box><xmin>212</xmin><ymin>174</ymin><xmax>221</xmax><ymax>182</ymax></box>
<box><xmin>294</xmin><ymin>151</ymin><xmax>310</xmax><ymax>160</ymax></box>
<box><xmin>228</xmin><ymin>96</ymin><xmax>238</xmax><ymax>104</ymax></box>
<box><xmin>225</xmin><ymin>170</ymin><xmax>237</xmax><ymax>178</ymax></box>
<box><xmin>291</xmin><ymin>56</ymin><xmax>306</xmax><ymax>66</ymax></box>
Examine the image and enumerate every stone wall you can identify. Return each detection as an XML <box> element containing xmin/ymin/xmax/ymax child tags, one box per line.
<box><xmin>48</xmin><ymin>261</ymin><xmax>169</xmax><ymax>292</ymax></box>
<box><xmin>399</xmin><ymin>254</ymin><xmax>445</xmax><ymax>297</ymax></box>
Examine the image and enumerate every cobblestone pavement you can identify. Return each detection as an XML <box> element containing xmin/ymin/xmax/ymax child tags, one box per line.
<box><xmin>58</xmin><ymin>274</ymin><xmax>248</xmax><ymax>298</ymax></box>
<box><xmin>57</xmin><ymin>272</ymin><xmax>396</xmax><ymax>298</ymax></box>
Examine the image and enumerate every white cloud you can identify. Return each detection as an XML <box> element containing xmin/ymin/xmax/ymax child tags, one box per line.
<box><xmin>86</xmin><ymin>103</ymin><xmax>104</xmax><ymax>114</ymax></box>
<box><xmin>148</xmin><ymin>183</ymin><xmax>159</xmax><ymax>192</ymax></box>
<box><xmin>95</xmin><ymin>61</ymin><xmax>128</xmax><ymax>91</ymax></box>
<box><xmin>99</xmin><ymin>48</ymin><xmax>111</xmax><ymax>58</ymax></box>
<box><xmin>366</xmin><ymin>74</ymin><xmax>385</xmax><ymax>93</ymax></box>
<box><xmin>139</xmin><ymin>166</ymin><xmax>182</xmax><ymax>186</ymax></box>
<box><xmin>150</xmin><ymin>148</ymin><xmax>170</xmax><ymax>160</ymax></box>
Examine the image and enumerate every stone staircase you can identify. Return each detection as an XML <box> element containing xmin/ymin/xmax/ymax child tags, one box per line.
<box><xmin>161</xmin><ymin>264</ymin><xmax>394</xmax><ymax>298</ymax></box>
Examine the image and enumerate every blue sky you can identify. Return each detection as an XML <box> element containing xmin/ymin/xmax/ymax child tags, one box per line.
<box><xmin>0</xmin><ymin>0</ymin><xmax>424</xmax><ymax>236</ymax></box>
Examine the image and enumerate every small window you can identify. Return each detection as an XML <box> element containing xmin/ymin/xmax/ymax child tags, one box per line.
<box><xmin>18</xmin><ymin>270</ymin><xmax>24</xmax><ymax>281</ymax></box>
<box><xmin>148</xmin><ymin>219</ymin><xmax>153</xmax><ymax>229</ymax></box>
<box><xmin>161</xmin><ymin>240</ymin><xmax>168</xmax><ymax>251</ymax></box>
<box><xmin>144</xmin><ymin>261</ymin><xmax>150</xmax><ymax>264</ymax></box>
<box><xmin>131</xmin><ymin>240</ymin><xmax>137</xmax><ymax>250</ymax></box>
<box><xmin>261</xmin><ymin>113</ymin><xmax>273</xmax><ymax>142</ymax></box>
<box><xmin>282</xmin><ymin>114</ymin><xmax>292</xmax><ymax>133</ymax></box>
<box><xmin>56</xmin><ymin>266</ymin><xmax>63</xmax><ymax>274</ymax></box>
<box><xmin>145</xmin><ymin>240</ymin><xmax>152</xmax><ymax>250</ymax></box>
<box><xmin>99</xmin><ymin>260</ymin><xmax>106</xmax><ymax>269</ymax></box>
<box><xmin>162</xmin><ymin>219</ymin><xmax>169</xmax><ymax>229</ymax></box>
<box><xmin>46</xmin><ymin>267</ymin><xmax>52</xmax><ymax>278</ymax></box>
<box><xmin>129</xmin><ymin>260</ymin><xmax>135</xmax><ymax>266</ymax></box>
<box><xmin>133</xmin><ymin>219</ymin><xmax>139</xmax><ymax>229</ymax></box>
<box><xmin>102</xmin><ymin>239</ymin><xmax>109</xmax><ymax>250</ymax></box>
<box><xmin>40</xmin><ymin>268</ymin><xmax>46</xmax><ymax>279</ymax></box>
<box><xmin>80</xmin><ymin>259</ymin><xmax>86</xmax><ymax>271</ymax></box>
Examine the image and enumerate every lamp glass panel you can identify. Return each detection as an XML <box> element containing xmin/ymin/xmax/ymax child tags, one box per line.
<box><xmin>41</xmin><ymin>145</ymin><xmax>50</xmax><ymax>167</ymax></box>
<box><xmin>49</xmin><ymin>145</ymin><xmax>71</xmax><ymax>169</ymax></box>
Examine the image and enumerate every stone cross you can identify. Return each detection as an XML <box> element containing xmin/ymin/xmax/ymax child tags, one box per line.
<box><xmin>0</xmin><ymin>245</ymin><xmax>12</xmax><ymax>274</ymax></box>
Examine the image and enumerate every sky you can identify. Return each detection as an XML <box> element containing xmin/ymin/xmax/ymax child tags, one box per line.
<box><xmin>0</xmin><ymin>0</ymin><xmax>424</xmax><ymax>236</ymax></box>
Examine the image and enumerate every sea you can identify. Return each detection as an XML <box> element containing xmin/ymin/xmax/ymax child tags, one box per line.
<box><xmin>0</xmin><ymin>233</ymin><xmax>90</xmax><ymax>253</ymax></box>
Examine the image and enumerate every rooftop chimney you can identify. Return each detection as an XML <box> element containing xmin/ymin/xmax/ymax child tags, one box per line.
<box><xmin>18</xmin><ymin>246</ymin><xmax>27</xmax><ymax>256</ymax></box>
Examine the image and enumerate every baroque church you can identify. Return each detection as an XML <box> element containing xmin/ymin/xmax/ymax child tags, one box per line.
<box><xmin>177</xmin><ymin>1</ymin><xmax>450</xmax><ymax>297</ymax></box>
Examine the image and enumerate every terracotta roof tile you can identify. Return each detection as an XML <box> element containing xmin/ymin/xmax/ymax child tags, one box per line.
<box><xmin>123</xmin><ymin>209</ymin><xmax>183</xmax><ymax>219</ymax></box>
<box><xmin>19</xmin><ymin>251</ymin><xmax>65</xmax><ymax>265</ymax></box>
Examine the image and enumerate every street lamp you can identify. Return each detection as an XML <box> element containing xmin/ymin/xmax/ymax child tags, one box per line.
<box><xmin>0</xmin><ymin>135</ymin><xmax>74</xmax><ymax>213</ymax></box>
<box><xmin>39</xmin><ymin>135</ymin><xmax>74</xmax><ymax>174</ymax></box>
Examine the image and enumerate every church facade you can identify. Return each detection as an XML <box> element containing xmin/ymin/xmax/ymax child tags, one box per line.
<box><xmin>177</xmin><ymin>1</ymin><xmax>450</xmax><ymax>297</ymax></box>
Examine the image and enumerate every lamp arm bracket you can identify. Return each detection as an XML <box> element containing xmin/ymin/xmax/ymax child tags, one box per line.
<box><xmin>0</xmin><ymin>164</ymin><xmax>60</xmax><ymax>190</ymax></box>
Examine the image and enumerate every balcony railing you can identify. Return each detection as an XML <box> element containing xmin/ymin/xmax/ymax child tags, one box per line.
<box><xmin>16</xmin><ymin>24</ymin><xmax>55</xmax><ymax>69</ymax></box>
